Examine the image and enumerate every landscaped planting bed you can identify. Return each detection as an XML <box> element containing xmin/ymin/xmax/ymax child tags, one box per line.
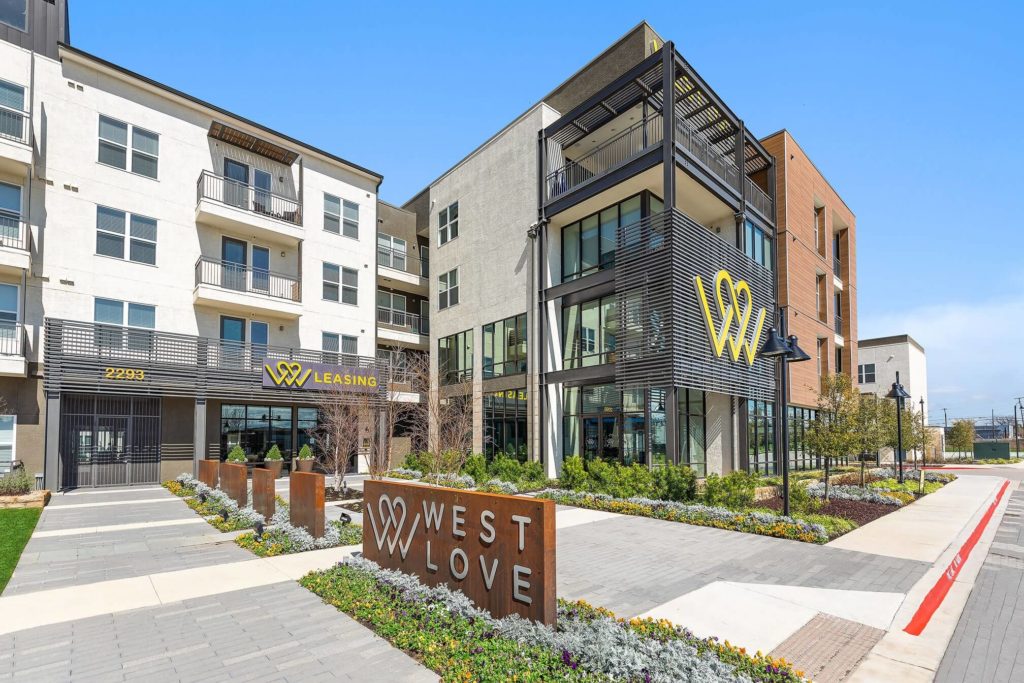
<box><xmin>758</xmin><ymin>497</ymin><xmax>894</xmax><ymax>528</ymax></box>
<box><xmin>537</xmin><ymin>489</ymin><xmax>830</xmax><ymax>544</ymax></box>
<box><xmin>0</xmin><ymin>507</ymin><xmax>41</xmax><ymax>593</ymax></box>
<box><xmin>301</xmin><ymin>557</ymin><xmax>806</xmax><ymax>683</ymax></box>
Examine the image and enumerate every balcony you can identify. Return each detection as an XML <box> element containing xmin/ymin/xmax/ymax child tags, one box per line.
<box><xmin>674</xmin><ymin>115</ymin><xmax>740</xmax><ymax>194</ymax></box>
<box><xmin>833</xmin><ymin>257</ymin><xmax>841</xmax><ymax>278</ymax></box>
<box><xmin>834</xmin><ymin>315</ymin><xmax>843</xmax><ymax>335</ymax></box>
<box><xmin>193</xmin><ymin>256</ymin><xmax>302</xmax><ymax>319</ymax></box>
<box><xmin>377</xmin><ymin>308</ymin><xmax>429</xmax><ymax>349</ymax></box>
<box><xmin>0</xmin><ymin>217</ymin><xmax>30</xmax><ymax>273</ymax></box>
<box><xmin>195</xmin><ymin>171</ymin><xmax>303</xmax><ymax>243</ymax></box>
<box><xmin>43</xmin><ymin>318</ymin><xmax>384</xmax><ymax>402</ymax></box>
<box><xmin>0</xmin><ymin>322</ymin><xmax>27</xmax><ymax>376</ymax></box>
<box><xmin>0</xmin><ymin>104</ymin><xmax>32</xmax><ymax>173</ymax></box>
<box><xmin>745</xmin><ymin>177</ymin><xmax>773</xmax><ymax>220</ymax></box>
<box><xmin>377</xmin><ymin>244</ymin><xmax>428</xmax><ymax>294</ymax></box>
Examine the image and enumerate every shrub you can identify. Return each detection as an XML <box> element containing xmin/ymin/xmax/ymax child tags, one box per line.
<box><xmin>787</xmin><ymin>481</ymin><xmax>821</xmax><ymax>514</ymax></box>
<box><xmin>237</xmin><ymin>514</ymin><xmax>361</xmax><ymax>556</ymax></box>
<box><xmin>806</xmin><ymin>482</ymin><xmax>903</xmax><ymax>506</ymax></box>
<box><xmin>421</xmin><ymin>472</ymin><xmax>475</xmax><ymax>489</ymax></box>
<box><xmin>521</xmin><ymin>459</ymin><xmax>546</xmax><ymax>483</ymax></box>
<box><xmin>401</xmin><ymin>451</ymin><xmax>428</xmax><ymax>473</ymax></box>
<box><xmin>386</xmin><ymin>468</ymin><xmax>422</xmax><ymax>480</ymax></box>
<box><xmin>477</xmin><ymin>479</ymin><xmax>519</xmax><ymax>495</ymax></box>
<box><xmin>0</xmin><ymin>469</ymin><xmax>33</xmax><ymax>496</ymax></box>
<box><xmin>297</xmin><ymin>444</ymin><xmax>314</xmax><ymax>460</ymax></box>
<box><xmin>264</xmin><ymin>444</ymin><xmax>282</xmax><ymax>461</ymax></box>
<box><xmin>461</xmin><ymin>453</ymin><xmax>488</xmax><ymax>483</ymax></box>
<box><xmin>226</xmin><ymin>445</ymin><xmax>246</xmax><ymax>463</ymax></box>
<box><xmin>605</xmin><ymin>462</ymin><xmax>656</xmax><ymax>499</ymax></box>
<box><xmin>652</xmin><ymin>464</ymin><xmax>697</xmax><ymax>502</ymax></box>
<box><xmin>559</xmin><ymin>455</ymin><xmax>589</xmax><ymax>491</ymax></box>
<box><xmin>488</xmin><ymin>453</ymin><xmax>524</xmax><ymax>483</ymax></box>
<box><xmin>702</xmin><ymin>471</ymin><xmax>757</xmax><ymax>509</ymax></box>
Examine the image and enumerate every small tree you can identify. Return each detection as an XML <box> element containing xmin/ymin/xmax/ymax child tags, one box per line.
<box><xmin>404</xmin><ymin>350</ymin><xmax>474</xmax><ymax>481</ymax></box>
<box><xmin>365</xmin><ymin>347</ymin><xmax>413</xmax><ymax>480</ymax></box>
<box><xmin>312</xmin><ymin>387</ymin><xmax>364</xmax><ymax>493</ymax></box>
<box><xmin>806</xmin><ymin>373</ymin><xmax>860</xmax><ymax>499</ymax></box>
<box><xmin>883</xmin><ymin>403</ymin><xmax>926</xmax><ymax>468</ymax></box>
<box><xmin>853</xmin><ymin>393</ymin><xmax>889</xmax><ymax>483</ymax></box>
<box><xmin>948</xmin><ymin>419</ymin><xmax>976</xmax><ymax>460</ymax></box>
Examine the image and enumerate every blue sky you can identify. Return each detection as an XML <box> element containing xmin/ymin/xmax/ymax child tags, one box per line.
<box><xmin>70</xmin><ymin>1</ymin><xmax>1023</xmax><ymax>422</ymax></box>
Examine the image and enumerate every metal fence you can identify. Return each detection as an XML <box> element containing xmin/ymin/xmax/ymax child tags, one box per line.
<box><xmin>0</xmin><ymin>104</ymin><xmax>28</xmax><ymax>144</ymax></box>
<box><xmin>0</xmin><ymin>322</ymin><xmax>24</xmax><ymax>356</ymax></box>
<box><xmin>674</xmin><ymin>115</ymin><xmax>741</xmax><ymax>194</ymax></box>
<box><xmin>0</xmin><ymin>216</ymin><xmax>29</xmax><ymax>252</ymax></box>
<box><xmin>546</xmin><ymin>114</ymin><xmax>663</xmax><ymax>200</ymax></box>
<box><xmin>194</xmin><ymin>256</ymin><xmax>301</xmax><ymax>302</ymax></box>
<box><xmin>196</xmin><ymin>170</ymin><xmax>302</xmax><ymax>226</ymax></box>
<box><xmin>744</xmin><ymin>176</ymin><xmax>774</xmax><ymax>219</ymax></box>
<box><xmin>377</xmin><ymin>244</ymin><xmax>428</xmax><ymax>278</ymax></box>
<box><xmin>377</xmin><ymin>307</ymin><xmax>429</xmax><ymax>335</ymax></box>
<box><xmin>834</xmin><ymin>315</ymin><xmax>843</xmax><ymax>335</ymax></box>
<box><xmin>833</xmin><ymin>257</ymin><xmax>841</xmax><ymax>278</ymax></box>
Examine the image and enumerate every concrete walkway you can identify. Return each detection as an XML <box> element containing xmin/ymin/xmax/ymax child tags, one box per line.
<box><xmin>0</xmin><ymin>484</ymin><xmax>432</xmax><ymax>682</ymax></box>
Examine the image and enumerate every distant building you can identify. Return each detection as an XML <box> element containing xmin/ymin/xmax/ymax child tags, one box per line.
<box><xmin>857</xmin><ymin>335</ymin><xmax>928</xmax><ymax>419</ymax></box>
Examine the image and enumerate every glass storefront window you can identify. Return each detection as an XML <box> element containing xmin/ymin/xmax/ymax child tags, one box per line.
<box><xmin>220</xmin><ymin>404</ymin><xmax>299</xmax><ymax>460</ymax></box>
<box><xmin>483</xmin><ymin>389</ymin><xmax>528</xmax><ymax>461</ymax></box>
<box><xmin>561</xmin><ymin>194</ymin><xmax>646</xmax><ymax>282</ymax></box>
<box><xmin>483</xmin><ymin>313</ymin><xmax>527</xmax><ymax>378</ymax></box>
<box><xmin>648</xmin><ymin>389</ymin><xmax>667</xmax><ymax>467</ymax></box>
<box><xmin>747</xmin><ymin>399</ymin><xmax>776</xmax><ymax>475</ymax></box>
<box><xmin>563</xmin><ymin>295</ymin><xmax>617</xmax><ymax>369</ymax></box>
<box><xmin>677</xmin><ymin>389</ymin><xmax>706</xmax><ymax>476</ymax></box>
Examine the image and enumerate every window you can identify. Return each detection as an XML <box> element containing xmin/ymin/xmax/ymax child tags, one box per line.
<box><xmin>323</xmin><ymin>263</ymin><xmax>357</xmax><ymax>304</ymax></box>
<box><xmin>816</xmin><ymin>274</ymin><xmax>827</xmax><ymax>322</ymax></box>
<box><xmin>0</xmin><ymin>80</ymin><xmax>26</xmax><ymax>142</ymax></box>
<box><xmin>834</xmin><ymin>291</ymin><xmax>843</xmax><ymax>334</ymax></box>
<box><xmin>787</xmin><ymin>406</ymin><xmax>821</xmax><ymax>471</ymax></box>
<box><xmin>858</xmin><ymin>363</ymin><xmax>876</xmax><ymax>385</ymax></box>
<box><xmin>323</xmin><ymin>195</ymin><xmax>358</xmax><ymax>238</ymax></box>
<box><xmin>377</xmin><ymin>233</ymin><xmax>408</xmax><ymax>271</ymax></box>
<box><xmin>220</xmin><ymin>405</ymin><xmax>296</xmax><ymax>460</ymax></box>
<box><xmin>323</xmin><ymin>194</ymin><xmax>341</xmax><ymax>234</ymax></box>
<box><xmin>835</xmin><ymin>346</ymin><xmax>843</xmax><ymax>374</ymax></box>
<box><xmin>484</xmin><ymin>389</ymin><xmax>528</xmax><ymax>461</ymax></box>
<box><xmin>376</xmin><ymin>289</ymin><xmax>408</xmax><ymax>327</ymax></box>
<box><xmin>95</xmin><ymin>206</ymin><xmax>157</xmax><ymax>265</ymax></box>
<box><xmin>0</xmin><ymin>0</ymin><xmax>26</xmax><ymax>31</ymax></box>
<box><xmin>483</xmin><ymin>313</ymin><xmax>527</xmax><ymax>378</ymax></box>
<box><xmin>678</xmin><ymin>389</ymin><xmax>706</xmax><ymax>476</ymax></box>
<box><xmin>94</xmin><ymin>297</ymin><xmax>155</xmax><ymax>351</ymax></box>
<box><xmin>98</xmin><ymin>116</ymin><xmax>159</xmax><ymax>179</ymax></box>
<box><xmin>814</xmin><ymin>206</ymin><xmax>825</xmax><ymax>255</ymax></box>
<box><xmin>342</xmin><ymin>200</ymin><xmax>359</xmax><ymax>238</ymax></box>
<box><xmin>746</xmin><ymin>399</ymin><xmax>775</xmax><ymax>476</ymax></box>
<box><xmin>743</xmin><ymin>220</ymin><xmax>773</xmax><ymax>271</ymax></box>
<box><xmin>562</xmin><ymin>295</ymin><xmax>617</xmax><ymax>368</ymax></box>
<box><xmin>438</xmin><ymin>268</ymin><xmax>459</xmax><ymax>310</ymax></box>
<box><xmin>0</xmin><ymin>180</ymin><xmax>20</xmax><ymax>243</ymax></box>
<box><xmin>561</xmin><ymin>194</ymin><xmax>642</xmax><ymax>282</ymax></box>
<box><xmin>323</xmin><ymin>332</ymin><xmax>358</xmax><ymax>359</ymax></box>
<box><xmin>0</xmin><ymin>414</ymin><xmax>14</xmax><ymax>474</ymax></box>
<box><xmin>438</xmin><ymin>201</ymin><xmax>458</xmax><ymax>245</ymax></box>
<box><xmin>438</xmin><ymin>329</ymin><xmax>473</xmax><ymax>384</ymax></box>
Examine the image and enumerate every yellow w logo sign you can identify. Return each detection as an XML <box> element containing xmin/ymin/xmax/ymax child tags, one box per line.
<box><xmin>694</xmin><ymin>270</ymin><xmax>767</xmax><ymax>366</ymax></box>
<box><xmin>264</xmin><ymin>360</ymin><xmax>312</xmax><ymax>388</ymax></box>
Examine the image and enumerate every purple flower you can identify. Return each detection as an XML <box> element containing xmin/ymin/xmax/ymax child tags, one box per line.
<box><xmin>471</xmin><ymin>646</ymin><xmax>483</xmax><ymax>655</ymax></box>
<box><xmin>561</xmin><ymin>649</ymin><xmax>579</xmax><ymax>670</ymax></box>
<box><xmin>643</xmin><ymin>672</ymin><xmax>652</xmax><ymax>683</ymax></box>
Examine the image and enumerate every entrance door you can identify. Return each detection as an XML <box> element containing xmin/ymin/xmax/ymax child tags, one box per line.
<box><xmin>220</xmin><ymin>315</ymin><xmax>246</xmax><ymax>369</ymax></box>
<box><xmin>59</xmin><ymin>395</ymin><xmax>161</xmax><ymax>489</ymax></box>
<box><xmin>223</xmin><ymin>158</ymin><xmax>249</xmax><ymax>208</ymax></box>
<box><xmin>581</xmin><ymin>414</ymin><xmax>621</xmax><ymax>462</ymax></box>
<box><xmin>0</xmin><ymin>180</ymin><xmax>20</xmax><ymax>244</ymax></box>
<box><xmin>250</xmin><ymin>320</ymin><xmax>268</xmax><ymax>370</ymax></box>
<box><xmin>252</xmin><ymin>246</ymin><xmax>270</xmax><ymax>293</ymax></box>
<box><xmin>253</xmin><ymin>169</ymin><xmax>272</xmax><ymax>215</ymax></box>
<box><xmin>221</xmin><ymin>237</ymin><xmax>247</xmax><ymax>291</ymax></box>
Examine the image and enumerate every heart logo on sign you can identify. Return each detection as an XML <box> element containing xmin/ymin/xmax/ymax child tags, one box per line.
<box><xmin>366</xmin><ymin>493</ymin><xmax>420</xmax><ymax>560</ymax></box>
<box><xmin>694</xmin><ymin>269</ymin><xmax>767</xmax><ymax>366</ymax></box>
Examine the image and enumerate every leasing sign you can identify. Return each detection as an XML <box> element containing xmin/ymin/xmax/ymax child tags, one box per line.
<box><xmin>261</xmin><ymin>359</ymin><xmax>380</xmax><ymax>392</ymax></box>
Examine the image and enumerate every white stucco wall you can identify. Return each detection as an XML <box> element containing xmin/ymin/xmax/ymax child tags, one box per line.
<box><xmin>857</xmin><ymin>338</ymin><xmax>929</xmax><ymax>419</ymax></box>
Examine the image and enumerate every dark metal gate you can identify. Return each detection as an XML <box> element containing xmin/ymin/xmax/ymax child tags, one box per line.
<box><xmin>59</xmin><ymin>394</ymin><xmax>161</xmax><ymax>489</ymax></box>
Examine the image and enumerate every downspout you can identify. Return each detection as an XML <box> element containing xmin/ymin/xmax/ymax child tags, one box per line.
<box><xmin>533</xmin><ymin>129</ymin><xmax>548</xmax><ymax>470</ymax></box>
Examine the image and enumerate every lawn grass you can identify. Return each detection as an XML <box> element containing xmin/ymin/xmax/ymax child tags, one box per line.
<box><xmin>0</xmin><ymin>508</ymin><xmax>41</xmax><ymax>593</ymax></box>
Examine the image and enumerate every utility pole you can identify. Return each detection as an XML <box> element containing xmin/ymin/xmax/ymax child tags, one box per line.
<box><xmin>919</xmin><ymin>396</ymin><xmax>926</xmax><ymax>465</ymax></box>
<box><xmin>943</xmin><ymin>408</ymin><xmax>948</xmax><ymax>459</ymax></box>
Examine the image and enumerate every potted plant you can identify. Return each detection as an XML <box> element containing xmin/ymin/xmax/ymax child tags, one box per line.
<box><xmin>263</xmin><ymin>444</ymin><xmax>283</xmax><ymax>478</ymax></box>
<box><xmin>295</xmin><ymin>443</ymin><xmax>315</xmax><ymax>473</ymax></box>
<box><xmin>226</xmin><ymin>445</ymin><xmax>246</xmax><ymax>463</ymax></box>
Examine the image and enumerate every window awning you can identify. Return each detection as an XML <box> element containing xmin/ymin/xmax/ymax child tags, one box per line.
<box><xmin>208</xmin><ymin>122</ymin><xmax>299</xmax><ymax>165</ymax></box>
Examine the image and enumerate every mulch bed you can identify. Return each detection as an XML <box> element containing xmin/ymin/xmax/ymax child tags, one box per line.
<box><xmin>337</xmin><ymin>500</ymin><xmax>364</xmax><ymax>513</ymax></box>
<box><xmin>759</xmin><ymin>496</ymin><xmax>897</xmax><ymax>526</ymax></box>
<box><xmin>324</xmin><ymin>487</ymin><xmax>362</xmax><ymax>503</ymax></box>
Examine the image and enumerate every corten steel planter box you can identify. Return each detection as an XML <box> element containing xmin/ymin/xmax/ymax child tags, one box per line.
<box><xmin>289</xmin><ymin>471</ymin><xmax>325</xmax><ymax>537</ymax></box>
<box><xmin>198</xmin><ymin>459</ymin><xmax>219</xmax><ymax>488</ymax></box>
<box><xmin>252</xmin><ymin>467</ymin><xmax>276</xmax><ymax>520</ymax></box>
<box><xmin>295</xmin><ymin>459</ymin><xmax>314</xmax><ymax>473</ymax></box>
<box><xmin>0</xmin><ymin>490</ymin><xmax>50</xmax><ymax>509</ymax></box>
<box><xmin>263</xmin><ymin>460</ymin><xmax>283</xmax><ymax>479</ymax></box>
<box><xmin>219</xmin><ymin>462</ymin><xmax>248</xmax><ymax>508</ymax></box>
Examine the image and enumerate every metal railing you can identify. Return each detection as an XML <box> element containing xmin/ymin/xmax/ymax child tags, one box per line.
<box><xmin>0</xmin><ymin>322</ymin><xmax>25</xmax><ymax>356</ymax></box>
<box><xmin>675</xmin><ymin>115</ymin><xmax>741</xmax><ymax>194</ymax></box>
<box><xmin>196</xmin><ymin>170</ymin><xmax>302</xmax><ymax>226</ymax></box>
<box><xmin>194</xmin><ymin>256</ymin><xmax>301</xmax><ymax>302</ymax></box>
<box><xmin>441</xmin><ymin>368</ymin><xmax>473</xmax><ymax>385</ymax></box>
<box><xmin>0</xmin><ymin>104</ymin><xmax>29</xmax><ymax>145</ymax></box>
<box><xmin>833</xmin><ymin>257</ymin><xmax>841</xmax><ymax>278</ymax></box>
<box><xmin>745</xmin><ymin>177</ymin><xmax>773</xmax><ymax>218</ymax></box>
<box><xmin>377</xmin><ymin>307</ymin><xmax>429</xmax><ymax>335</ymax></box>
<box><xmin>0</xmin><ymin>216</ymin><xmax>29</xmax><ymax>251</ymax></box>
<box><xmin>546</xmin><ymin>114</ymin><xmax>663</xmax><ymax>200</ymax></box>
<box><xmin>834</xmin><ymin>315</ymin><xmax>843</xmax><ymax>335</ymax></box>
<box><xmin>377</xmin><ymin>245</ymin><xmax>428</xmax><ymax>278</ymax></box>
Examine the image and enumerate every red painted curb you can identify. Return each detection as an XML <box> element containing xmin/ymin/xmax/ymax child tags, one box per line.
<box><xmin>902</xmin><ymin>479</ymin><xmax>1011</xmax><ymax>636</ymax></box>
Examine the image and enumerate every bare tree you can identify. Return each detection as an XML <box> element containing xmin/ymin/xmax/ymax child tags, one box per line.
<box><xmin>311</xmin><ymin>386</ymin><xmax>365</xmax><ymax>493</ymax></box>
<box><xmin>403</xmin><ymin>350</ymin><xmax>474</xmax><ymax>481</ymax></box>
<box><xmin>365</xmin><ymin>347</ymin><xmax>415</xmax><ymax>479</ymax></box>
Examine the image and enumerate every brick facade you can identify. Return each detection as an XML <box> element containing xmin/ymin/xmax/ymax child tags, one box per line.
<box><xmin>762</xmin><ymin>131</ymin><xmax>858</xmax><ymax>409</ymax></box>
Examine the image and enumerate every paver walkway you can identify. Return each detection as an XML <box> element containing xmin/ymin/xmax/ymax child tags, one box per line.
<box><xmin>0</xmin><ymin>484</ymin><xmax>431</xmax><ymax>682</ymax></box>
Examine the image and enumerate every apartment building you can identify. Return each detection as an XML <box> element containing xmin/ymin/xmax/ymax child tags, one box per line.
<box><xmin>761</xmin><ymin>130</ymin><xmax>858</xmax><ymax>471</ymax></box>
<box><xmin>404</xmin><ymin>23</ymin><xmax>783</xmax><ymax>477</ymax></box>
<box><xmin>857</xmin><ymin>334</ymin><xmax>927</xmax><ymax>418</ymax></box>
<box><xmin>0</xmin><ymin>0</ymin><xmax>385</xmax><ymax>489</ymax></box>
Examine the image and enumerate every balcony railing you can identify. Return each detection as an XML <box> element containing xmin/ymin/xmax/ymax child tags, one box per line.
<box><xmin>833</xmin><ymin>257</ymin><xmax>841</xmax><ymax>278</ymax></box>
<box><xmin>546</xmin><ymin>114</ymin><xmax>663</xmax><ymax>201</ymax></box>
<box><xmin>0</xmin><ymin>216</ymin><xmax>29</xmax><ymax>251</ymax></box>
<box><xmin>834</xmin><ymin>315</ymin><xmax>843</xmax><ymax>335</ymax></box>
<box><xmin>675</xmin><ymin>116</ymin><xmax>741</xmax><ymax>194</ymax></box>
<box><xmin>377</xmin><ymin>307</ymin><xmax>429</xmax><ymax>335</ymax></box>
<box><xmin>745</xmin><ymin>177</ymin><xmax>773</xmax><ymax>219</ymax></box>
<box><xmin>0</xmin><ymin>104</ymin><xmax>29</xmax><ymax>145</ymax></box>
<box><xmin>377</xmin><ymin>245</ymin><xmax>428</xmax><ymax>278</ymax></box>
<box><xmin>0</xmin><ymin>322</ymin><xmax>25</xmax><ymax>356</ymax></box>
<box><xmin>196</xmin><ymin>170</ymin><xmax>302</xmax><ymax>226</ymax></box>
<box><xmin>441</xmin><ymin>368</ymin><xmax>472</xmax><ymax>386</ymax></box>
<box><xmin>194</xmin><ymin>256</ymin><xmax>301</xmax><ymax>302</ymax></box>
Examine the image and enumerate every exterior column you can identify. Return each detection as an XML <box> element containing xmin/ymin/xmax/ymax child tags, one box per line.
<box><xmin>43</xmin><ymin>391</ymin><xmax>60</xmax><ymax>491</ymax></box>
<box><xmin>193</xmin><ymin>398</ymin><xmax>206</xmax><ymax>476</ymax></box>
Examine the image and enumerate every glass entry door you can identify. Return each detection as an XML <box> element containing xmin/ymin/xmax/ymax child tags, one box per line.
<box><xmin>221</xmin><ymin>237</ymin><xmax>247</xmax><ymax>291</ymax></box>
<box><xmin>223</xmin><ymin>158</ymin><xmax>249</xmax><ymax>208</ymax></box>
<box><xmin>253</xmin><ymin>169</ymin><xmax>272</xmax><ymax>215</ymax></box>
<box><xmin>252</xmin><ymin>246</ymin><xmax>269</xmax><ymax>293</ymax></box>
<box><xmin>582</xmin><ymin>415</ymin><xmax>620</xmax><ymax>462</ymax></box>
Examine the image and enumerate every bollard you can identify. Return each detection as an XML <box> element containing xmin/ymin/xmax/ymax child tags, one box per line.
<box><xmin>919</xmin><ymin>468</ymin><xmax>925</xmax><ymax>495</ymax></box>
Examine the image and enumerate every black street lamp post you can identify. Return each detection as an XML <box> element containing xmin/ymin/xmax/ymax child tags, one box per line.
<box><xmin>887</xmin><ymin>372</ymin><xmax>911</xmax><ymax>484</ymax></box>
<box><xmin>757</xmin><ymin>316</ymin><xmax>811</xmax><ymax>517</ymax></box>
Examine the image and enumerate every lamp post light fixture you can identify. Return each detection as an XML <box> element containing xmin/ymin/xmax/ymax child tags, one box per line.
<box><xmin>757</xmin><ymin>319</ymin><xmax>811</xmax><ymax>517</ymax></box>
<box><xmin>887</xmin><ymin>372</ymin><xmax>912</xmax><ymax>483</ymax></box>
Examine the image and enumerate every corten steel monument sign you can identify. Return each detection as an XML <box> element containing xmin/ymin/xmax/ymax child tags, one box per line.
<box><xmin>363</xmin><ymin>480</ymin><xmax>556</xmax><ymax>624</ymax></box>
